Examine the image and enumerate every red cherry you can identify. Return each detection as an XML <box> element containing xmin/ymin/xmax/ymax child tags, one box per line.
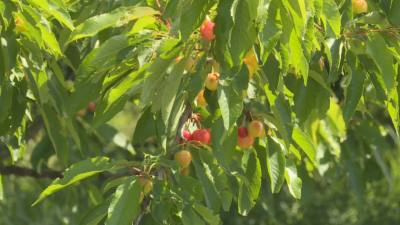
<box><xmin>200</xmin><ymin>16</ymin><xmax>215</xmax><ymax>41</ymax></box>
<box><xmin>237</xmin><ymin>135</ymin><xmax>255</xmax><ymax>149</ymax></box>
<box><xmin>183</xmin><ymin>130</ymin><xmax>192</xmax><ymax>141</ymax></box>
<box><xmin>238</xmin><ymin>126</ymin><xmax>249</xmax><ymax>138</ymax></box>
<box><xmin>87</xmin><ymin>102</ymin><xmax>97</xmax><ymax>112</ymax></box>
<box><xmin>192</xmin><ymin>129</ymin><xmax>210</xmax><ymax>145</ymax></box>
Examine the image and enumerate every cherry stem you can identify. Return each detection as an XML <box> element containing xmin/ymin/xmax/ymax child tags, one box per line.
<box><xmin>242</xmin><ymin>116</ymin><xmax>246</xmax><ymax>126</ymax></box>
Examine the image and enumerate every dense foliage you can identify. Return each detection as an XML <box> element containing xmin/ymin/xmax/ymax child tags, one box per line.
<box><xmin>1</xmin><ymin>0</ymin><xmax>400</xmax><ymax>224</ymax></box>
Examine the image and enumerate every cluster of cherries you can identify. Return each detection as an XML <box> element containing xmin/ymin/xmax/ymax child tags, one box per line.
<box><xmin>237</xmin><ymin>120</ymin><xmax>265</xmax><ymax>149</ymax></box>
<box><xmin>174</xmin><ymin>120</ymin><xmax>266</xmax><ymax>169</ymax></box>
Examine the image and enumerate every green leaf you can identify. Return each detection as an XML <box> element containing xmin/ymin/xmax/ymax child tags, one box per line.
<box><xmin>259</xmin><ymin>0</ymin><xmax>282</xmax><ymax>63</ymax></box>
<box><xmin>230</xmin><ymin>0</ymin><xmax>256</xmax><ymax>65</ymax></box>
<box><xmin>293</xmin><ymin>77</ymin><xmax>324</xmax><ymax>124</ymax></box>
<box><xmin>0</xmin><ymin>171</ymin><xmax>3</xmax><ymax>200</ymax></box>
<box><xmin>101</xmin><ymin>177</ymin><xmax>128</xmax><ymax>194</ymax></box>
<box><xmin>266</xmin><ymin>135</ymin><xmax>286</xmax><ymax>193</ymax></box>
<box><xmin>254</xmin><ymin>139</ymin><xmax>268</xmax><ymax>179</ymax></box>
<box><xmin>327</xmin><ymin>38</ymin><xmax>345</xmax><ymax>83</ymax></box>
<box><xmin>39</xmin><ymin>104</ymin><xmax>69</xmax><ymax>165</ymax></box>
<box><xmin>193</xmin><ymin>204</ymin><xmax>221</xmax><ymax>225</ymax></box>
<box><xmin>343</xmin><ymin>52</ymin><xmax>366</xmax><ymax>124</ymax></box>
<box><xmin>213</xmin><ymin>0</ymin><xmax>234</xmax><ymax>71</ymax></box>
<box><xmin>79</xmin><ymin>194</ymin><xmax>114</xmax><ymax>225</ymax></box>
<box><xmin>37</xmin><ymin>24</ymin><xmax>62</xmax><ymax>56</ymax></box>
<box><xmin>93</xmin><ymin>35</ymin><xmax>130</xmax><ymax>63</ymax></box>
<box><xmin>285</xmin><ymin>159</ymin><xmax>302</xmax><ymax>199</ymax></box>
<box><xmin>140</xmin><ymin>44</ymin><xmax>183</xmax><ymax>105</ymax></box>
<box><xmin>163</xmin><ymin>0</ymin><xmax>180</xmax><ymax>18</ymax></box>
<box><xmin>67</xmin><ymin>49</ymin><xmax>105</xmax><ymax>115</ymax></box>
<box><xmin>91</xmin><ymin>65</ymin><xmax>148</xmax><ymax>129</ymax></box>
<box><xmin>193</xmin><ymin>157</ymin><xmax>221</xmax><ymax>213</ymax></box>
<box><xmin>32</xmin><ymin>157</ymin><xmax>117</xmax><ymax>206</ymax></box>
<box><xmin>390</xmin><ymin>1</ymin><xmax>400</xmax><ymax>25</ymax></box>
<box><xmin>200</xmin><ymin>149</ymin><xmax>228</xmax><ymax>192</ymax></box>
<box><xmin>0</xmin><ymin>79</ymin><xmax>13</xmax><ymax>122</ymax></box>
<box><xmin>66</xmin><ymin>7</ymin><xmax>128</xmax><ymax>44</ymax></box>
<box><xmin>265</xmin><ymin>89</ymin><xmax>293</xmax><ymax>148</ymax></box>
<box><xmin>322</xmin><ymin>0</ymin><xmax>341</xmax><ymax>37</ymax></box>
<box><xmin>133</xmin><ymin>106</ymin><xmax>156</xmax><ymax>145</ymax></box>
<box><xmin>366</xmin><ymin>34</ymin><xmax>397</xmax><ymax>100</ymax></box>
<box><xmin>218</xmin><ymin>83</ymin><xmax>243</xmax><ymax>130</ymax></box>
<box><xmin>105</xmin><ymin>176</ymin><xmax>141</xmax><ymax>225</ymax></box>
<box><xmin>220</xmin><ymin>190</ymin><xmax>232</xmax><ymax>212</ymax></box>
<box><xmin>180</xmin><ymin>0</ymin><xmax>215</xmax><ymax>41</ymax></box>
<box><xmin>116</xmin><ymin>7</ymin><xmax>159</xmax><ymax>26</ymax></box>
<box><xmin>28</xmin><ymin>0</ymin><xmax>74</xmax><ymax>30</ymax></box>
<box><xmin>211</xmin><ymin>116</ymin><xmax>238</xmax><ymax>169</ymax></box>
<box><xmin>292</xmin><ymin>127</ymin><xmax>316</xmax><ymax>163</ymax></box>
<box><xmin>176</xmin><ymin>175</ymin><xmax>204</xmax><ymax>202</ymax></box>
<box><xmin>161</xmin><ymin>51</ymin><xmax>190</xmax><ymax>123</ymax></box>
<box><xmin>238</xmin><ymin>148</ymin><xmax>261</xmax><ymax>216</ymax></box>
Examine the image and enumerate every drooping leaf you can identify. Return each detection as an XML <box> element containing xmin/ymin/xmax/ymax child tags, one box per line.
<box><xmin>105</xmin><ymin>176</ymin><xmax>141</xmax><ymax>225</ymax></box>
<box><xmin>32</xmin><ymin>157</ymin><xmax>117</xmax><ymax>206</ymax></box>
<box><xmin>259</xmin><ymin>0</ymin><xmax>282</xmax><ymax>63</ymax></box>
<box><xmin>238</xmin><ymin>148</ymin><xmax>261</xmax><ymax>216</ymax></box>
<box><xmin>266</xmin><ymin>135</ymin><xmax>286</xmax><ymax>193</ymax></box>
<box><xmin>79</xmin><ymin>194</ymin><xmax>114</xmax><ymax>225</ymax></box>
<box><xmin>230</xmin><ymin>0</ymin><xmax>256</xmax><ymax>66</ymax></box>
<box><xmin>218</xmin><ymin>83</ymin><xmax>243</xmax><ymax>130</ymax></box>
<box><xmin>285</xmin><ymin>159</ymin><xmax>302</xmax><ymax>199</ymax></box>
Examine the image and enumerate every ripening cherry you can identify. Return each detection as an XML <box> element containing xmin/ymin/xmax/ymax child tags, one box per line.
<box><xmin>237</xmin><ymin>135</ymin><xmax>255</xmax><ymax>149</ymax></box>
<box><xmin>174</xmin><ymin>150</ymin><xmax>192</xmax><ymax>168</ymax></box>
<box><xmin>353</xmin><ymin>0</ymin><xmax>367</xmax><ymax>14</ymax></box>
<box><xmin>185</xmin><ymin>57</ymin><xmax>197</xmax><ymax>73</ymax></box>
<box><xmin>175</xmin><ymin>56</ymin><xmax>183</xmax><ymax>64</ymax></box>
<box><xmin>87</xmin><ymin>102</ymin><xmax>97</xmax><ymax>112</ymax></box>
<box><xmin>65</xmin><ymin>80</ymin><xmax>74</xmax><ymax>91</ymax></box>
<box><xmin>192</xmin><ymin>129</ymin><xmax>210</xmax><ymax>145</ymax></box>
<box><xmin>238</xmin><ymin>126</ymin><xmax>249</xmax><ymax>138</ymax></box>
<box><xmin>248</xmin><ymin>120</ymin><xmax>264</xmax><ymax>137</ymax></box>
<box><xmin>205</xmin><ymin>73</ymin><xmax>219</xmax><ymax>91</ymax></box>
<box><xmin>76</xmin><ymin>109</ymin><xmax>87</xmax><ymax>117</ymax></box>
<box><xmin>141</xmin><ymin>180</ymin><xmax>153</xmax><ymax>194</ymax></box>
<box><xmin>15</xmin><ymin>18</ymin><xmax>28</xmax><ymax>32</ymax></box>
<box><xmin>197</xmin><ymin>90</ymin><xmax>208</xmax><ymax>106</ymax></box>
<box><xmin>318</xmin><ymin>58</ymin><xmax>325</xmax><ymax>71</ymax></box>
<box><xmin>139</xmin><ymin>191</ymin><xmax>144</xmax><ymax>203</ymax></box>
<box><xmin>183</xmin><ymin>130</ymin><xmax>192</xmax><ymax>141</ymax></box>
<box><xmin>200</xmin><ymin>16</ymin><xmax>216</xmax><ymax>41</ymax></box>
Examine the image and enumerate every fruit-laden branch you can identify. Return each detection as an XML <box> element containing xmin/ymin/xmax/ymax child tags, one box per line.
<box><xmin>134</xmin><ymin>103</ymin><xmax>193</xmax><ymax>225</ymax></box>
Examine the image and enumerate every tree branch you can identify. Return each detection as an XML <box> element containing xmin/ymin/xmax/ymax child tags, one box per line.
<box><xmin>0</xmin><ymin>165</ymin><xmax>62</xmax><ymax>179</ymax></box>
<box><xmin>0</xmin><ymin>165</ymin><xmax>136</xmax><ymax>180</ymax></box>
<box><xmin>134</xmin><ymin>196</ymin><xmax>151</xmax><ymax>225</ymax></box>
<box><xmin>134</xmin><ymin>103</ymin><xmax>193</xmax><ymax>225</ymax></box>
